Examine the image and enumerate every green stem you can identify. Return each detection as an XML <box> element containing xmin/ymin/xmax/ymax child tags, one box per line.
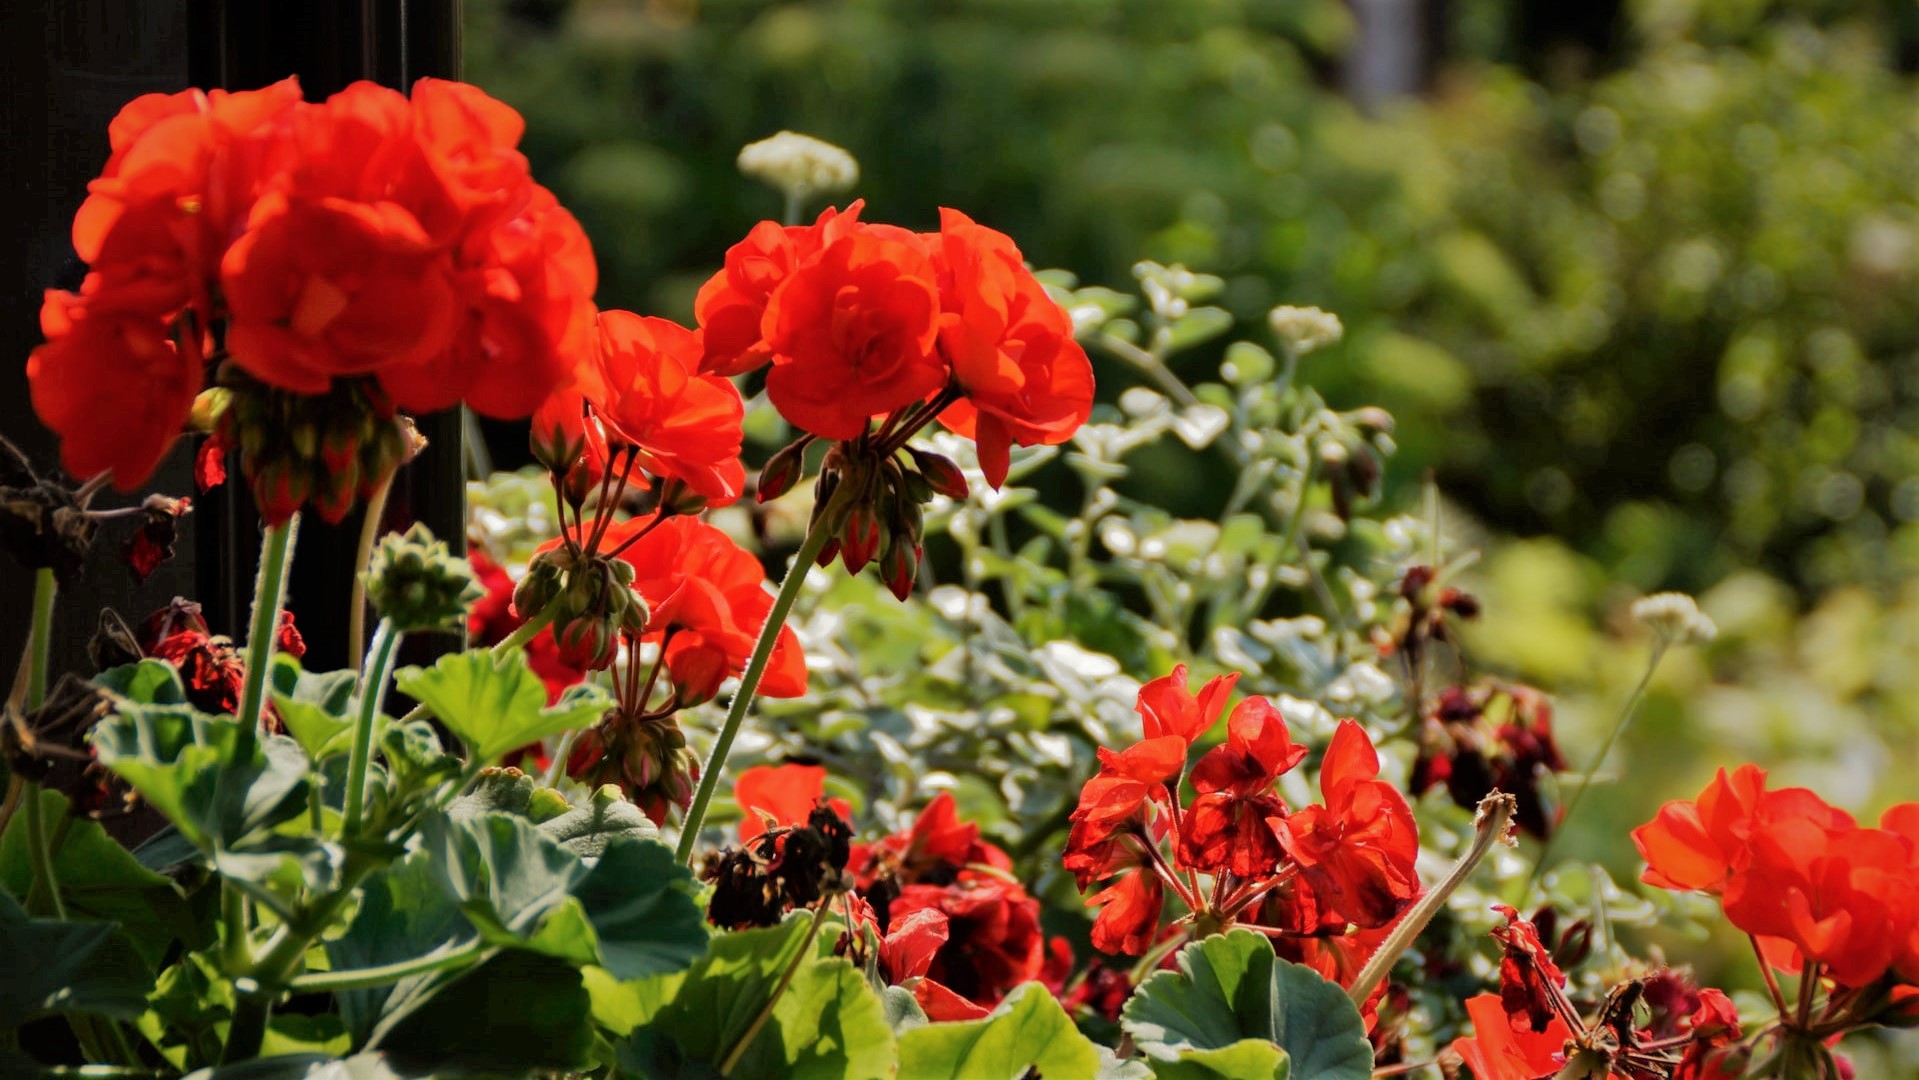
<box><xmin>20</xmin><ymin>570</ymin><xmax>66</xmax><ymax>919</ymax></box>
<box><xmin>288</xmin><ymin>939</ymin><xmax>488</xmax><ymax>993</ymax></box>
<box><xmin>718</xmin><ymin>903</ymin><xmax>831</xmax><ymax>1075</ymax></box>
<box><xmin>675</xmin><ymin>508</ymin><xmax>837</xmax><ymax>864</ymax></box>
<box><xmin>1526</xmin><ymin>640</ymin><xmax>1669</xmax><ymax>893</ymax></box>
<box><xmin>222</xmin><ymin>853</ymin><xmax>381</xmax><ymax>1063</ymax></box>
<box><xmin>1349</xmin><ymin>792</ymin><xmax>1516</xmax><ymax>1008</ymax></box>
<box><xmin>27</xmin><ymin>567</ymin><xmax>55</xmax><ymax>711</ymax></box>
<box><xmin>343</xmin><ymin>618</ymin><xmax>402</xmax><ymax>837</ymax></box>
<box><xmin>237</xmin><ymin>516</ymin><xmax>301</xmax><ymax>745</ymax></box>
<box><xmin>221</xmin><ymin>884</ymin><xmax>251</xmax><ymax>974</ymax></box>
<box><xmin>346</xmin><ymin>474</ymin><xmax>396</xmax><ymax>671</ymax></box>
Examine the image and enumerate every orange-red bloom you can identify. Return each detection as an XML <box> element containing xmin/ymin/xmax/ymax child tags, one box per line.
<box><xmin>1450</xmin><ymin>993</ymin><xmax>1572</xmax><ymax>1080</ymax></box>
<box><xmin>1275</xmin><ymin>720</ymin><xmax>1421</xmax><ymax>929</ymax></box>
<box><xmin>929</xmin><ymin>209</ymin><xmax>1094</xmax><ymax>489</ymax></box>
<box><xmin>761</xmin><ymin>229</ymin><xmax>945</xmax><ymax>441</ymax></box>
<box><xmin>1135</xmin><ymin>663</ymin><xmax>1239</xmax><ymax>745</ymax></box>
<box><xmin>602</xmin><ymin>516</ymin><xmax>808</xmax><ymax>705</ymax></box>
<box><xmin>550</xmin><ymin>311</ymin><xmax>747</xmax><ymax>506</ymax></box>
<box><xmin>1631</xmin><ymin>764</ymin><xmax>1853</xmax><ymax>896</ymax></box>
<box><xmin>692</xmin><ymin>202</ymin><xmax>866</xmax><ymax>376</ymax></box>
<box><xmin>1179</xmin><ymin>697</ymin><xmax>1305</xmax><ymax>878</ymax></box>
<box><xmin>734</xmin><ymin>763</ymin><xmax>852</xmax><ymax>842</ymax></box>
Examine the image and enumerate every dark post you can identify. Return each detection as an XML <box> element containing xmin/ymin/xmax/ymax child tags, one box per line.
<box><xmin>188</xmin><ymin>1</ymin><xmax>468</xmax><ymax>671</ymax></box>
<box><xmin>0</xmin><ymin>2</ymin><xmax>199</xmax><ymax>681</ymax></box>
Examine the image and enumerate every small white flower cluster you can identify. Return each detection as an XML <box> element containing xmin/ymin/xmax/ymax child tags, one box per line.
<box><xmin>1267</xmin><ymin>304</ymin><xmax>1343</xmax><ymax>356</ymax></box>
<box><xmin>1631</xmin><ymin>591</ymin><xmax>1718</xmax><ymax>645</ymax></box>
<box><xmin>736</xmin><ymin>131</ymin><xmax>859</xmax><ymax>202</ymax></box>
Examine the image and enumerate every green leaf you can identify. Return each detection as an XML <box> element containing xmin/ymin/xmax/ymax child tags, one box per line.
<box><xmin>537</xmin><ymin>784</ymin><xmax>660</xmax><ymax>857</ymax></box>
<box><xmin>90</xmin><ymin>702</ymin><xmax>310</xmax><ymax>853</ymax></box>
<box><xmin>0</xmin><ymin>787</ymin><xmax>189</xmax><ymax>967</ymax></box>
<box><xmin>394</xmin><ymin>649</ymin><xmax>610</xmax><ymax>764</ymax></box>
<box><xmin>616</xmin><ymin>915</ymin><xmax>893</xmax><ymax>1080</ymax></box>
<box><xmin>565</xmin><ymin>835</ymin><xmax>708</xmax><ymax>980</ymax></box>
<box><xmin>422</xmin><ymin>810</ymin><xmax>585</xmax><ymax>944</ymax></box>
<box><xmin>0</xmin><ymin>889</ymin><xmax>148</xmax><ymax>1027</ymax></box>
<box><xmin>897</xmin><ymin>982</ymin><xmax>1103</xmax><ymax>1080</ymax></box>
<box><xmin>369</xmin><ymin>950</ymin><xmax>594</xmax><ymax>1075</ymax></box>
<box><xmin>1120</xmin><ymin>930</ymin><xmax>1370</xmax><ymax>1080</ymax></box>
<box><xmin>327</xmin><ymin>854</ymin><xmax>476</xmax><ymax>1045</ymax></box>
<box><xmin>1151</xmin><ymin>1039</ymin><xmax>1292</xmax><ymax>1080</ymax></box>
<box><xmin>446</xmin><ymin>767</ymin><xmax>536</xmax><ymax>819</ymax></box>
<box><xmin>268</xmin><ymin>655</ymin><xmax>359</xmax><ymax>761</ymax></box>
<box><xmin>96</xmin><ymin>658</ymin><xmax>189</xmax><ymax>705</ymax></box>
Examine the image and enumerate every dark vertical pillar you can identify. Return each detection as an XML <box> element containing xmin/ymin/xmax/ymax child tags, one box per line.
<box><xmin>188</xmin><ymin>1</ymin><xmax>467</xmax><ymax>671</ymax></box>
<box><xmin>0</xmin><ymin>1</ymin><xmax>198</xmax><ymax>682</ymax></box>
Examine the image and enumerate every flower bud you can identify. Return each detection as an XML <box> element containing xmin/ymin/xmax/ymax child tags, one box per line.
<box><xmin>526</xmin><ymin>786</ymin><xmax>571</xmax><ymax>823</ymax></box>
<box><xmin>840</xmin><ymin>503</ymin><xmax>882</xmax><ymax>575</ymax></box>
<box><xmin>907</xmin><ymin>447</ymin><xmax>969</xmax><ymax>500</ymax></box>
<box><xmin>362</xmin><ymin>523</ymin><xmax>483</xmax><ymax>634</ymax></box>
<box><xmin>757</xmin><ymin>436</ymin><xmax>812</xmax><ymax>504</ymax></box>
<box><xmin>1631</xmin><ymin>592</ymin><xmax>1717</xmax><ymax>645</ymax></box>
<box><xmin>512</xmin><ymin>553</ymin><xmax>567</xmax><ymax>621</ymax></box>
<box><xmin>883</xmin><ymin>540</ymin><xmax>920</xmax><ymax>601</ymax></box>
<box><xmin>189</xmin><ymin>387</ymin><xmax>231</xmax><ymax>433</ymax></box>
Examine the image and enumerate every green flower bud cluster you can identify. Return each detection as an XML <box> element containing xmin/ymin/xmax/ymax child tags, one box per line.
<box><xmin>362</xmin><ymin>523</ymin><xmax>483</xmax><ymax>633</ymax></box>
<box><xmin>220</xmin><ymin>376</ymin><xmax>417</xmax><ymax>524</ymax></box>
<box><xmin>515</xmin><ymin>545</ymin><xmax>650</xmax><ymax>670</ymax></box>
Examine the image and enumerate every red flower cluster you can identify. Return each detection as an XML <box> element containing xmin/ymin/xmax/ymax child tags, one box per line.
<box><xmin>1634</xmin><ymin>766</ymin><xmax>1919</xmax><ymax>995</ymax></box>
<box><xmin>697</xmin><ymin>204</ymin><xmax>1092</xmax><ymax>489</ymax></box>
<box><xmin>1412</xmin><ymin>682</ymin><xmax>1567</xmax><ymax>840</ymax></box>
<box><xmin>31</xmin><ymin>77</ymin><xmax>594</xmax><ymax>521</ymax></box>
<box><xmin>132</xmin><ymin>598</ymin><xmax>304</xmax><ymax>722</ymax></box>
<box><xmin>1065</xmin><ymin>664</ymin><xmax>1422</xmax><ymax>964</ymax></box>
<box><xmin>1451</xmin><ymin>907</ymin><xmax>1744</xmax><ymax>1079</ymax></box>
<box><xmin>531</xmin><ymin>309</ymin><xmax>746</xmax><ymax>510</ymax></box>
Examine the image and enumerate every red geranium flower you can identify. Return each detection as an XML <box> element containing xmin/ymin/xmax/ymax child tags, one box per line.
<box><xmin>1135</xmin><ymin>663</ymin><xmax>1239</xmax><ymax>745</ymax></box>
<box><xmin>1086</xmin><ymin>844</ymin><xmax>1166</xmax><ymax>957</ymax></box>
<box><xmin>1632</xmin><ymin>764</ymin><xmax>1854</xmax><ymax>896</ymax></box>
<box><xmin>598</xmin><ymin>516</ymin><xmax>808</xmax><ymax>705</ymax></box>
<box><xmin>1720</xmin><ymin>816</ymin><xmax>1916</xmax><ymax>987</ymax></box>
<box><xmin>891</xmin><ymin>872</ymin><xmax>1046</xmax><ymax>1009</ymax></box>
<box><xmin>761</xmin><ymin>229</ymin><xmax>945</xmax><ymax>441</ymax></box>
<box><xmin>1274</xmin><ymin>720</ymin><xmax>1421</xmax><ymax>929</ymax></box>
<box><xmin>692</xmin><ymin>202</ymin><xmax>866</xmax><ymax>376</ymax></box>
<box><xmin>556</xmin><ymin>311</ymin><xmax>747</xmax><ymax>507</ymax></box>
<box><xmin>1450</xmin><ymin>993</ymin><xmax>1573</xmax><ymax>1080</ymax></box>
<box><xmin>928</xmin><ymin>209</ymin><xmax>1094</xmax><ymax>489</ymax></box>
<box><xmin>1179</xmin><ymin>696</ymin><xmax>1306</xmax><ymax>879</ymax></box>
<box><xmin>1062</xmin><ymin>736</ymin><xmax>1183</xmax><ymax>888</ymax></box>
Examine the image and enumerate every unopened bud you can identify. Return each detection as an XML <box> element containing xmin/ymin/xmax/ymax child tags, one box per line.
<box><xmin>758</xmin><ymin>437</ymin><xmax>812</xmax><ymax>504</ymax></box>
<box><xmin>907</xmin><ymin>447</ymin><xmax>969</xmax><ymax>501</ymax></box>
<box><xmin>883</xmin><ymin>541</ymin><xmax>920</xmax><ymax>601</ymax></box>
<box><xmin>840</xmin><ymin>504</ymin><xmax>882</xmax><ymax>575</ymax></box>
<box><xmin>513</xmin><ymin>554</ymin><xmax>566</xmax><ymax>621</ymax></box>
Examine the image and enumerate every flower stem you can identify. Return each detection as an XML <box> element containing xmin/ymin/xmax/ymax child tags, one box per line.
<box><xmin>718</xmin><ymin>903</ymin><xmax>831</xmax><ymax>1076</ymax></box>
<box><xmin>237</xmin><ymin>515</ymin><xmax>301</xmax><ymax>746</ymax></box>
<box><xmin>1348</xmin><ymin>791</ymin><xmax>1516</xmax><ymax>1008</ymax></box>
<box><xmin>20</xmin><ymin>570</ymin><xmax>65</xmax><ymax>919</ymax></box>
<box><xmin>345</xmin><ymin>474</ymin><xmax>396</xmax><ymax>671</ymax></box>
<box><xmin>288</xmin><ymin>939</ymin><xmax>488</xmax><ymax>993</ymax></box>
<box><xmin>1526</xmin><ymin>640</ymin><xmax>1669</xmax><ymax>893</ymax></box>
<box><xmin>342</xmin><ymin>618</ymin><xmax>401</xmax><ymax>837</ymax></box>
<box><xmin>674</xmin><ymin>505</ymin><xmax>838</xmax><ymax>864</ymax></box>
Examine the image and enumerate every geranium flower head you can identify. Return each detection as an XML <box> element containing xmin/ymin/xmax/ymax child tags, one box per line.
<box><xmin>735</xmin><ymin>763</ymin><xmax>852</xmax><ymax>842</ymax></box>
<box><xmin>1274</xmin><ymin>720</ymin><xmax>1421</xmax><ymax>929</ymax></box>
<box><xmin>761</xmin><ymin>229</ymin><xmax>945</xmax><ymax>441</ymax></box>
<box><xmin>693</xmin><ymin>201</ymin><xmax>865</xmax><ymax>376</ymax></box>
<box><xmin>1632</xmin><ymin>764</ymin><xmax>1854</xmax><ymax>895</ymax></box>
<box><xmin>1450</xmin><ymin>993</ymin><xmax>1572</xmax><ymax>1080</ymax></box>
<box><xmin>1136</xmin><ymin>663</ymin><xmax>1239</xmax><ymax>745</ymax></box>
<box><xmin>575</xmin><ymin>311</ymin><xmax>746</xmax><ymax>506</ymax></box>
<box><xmin>929</xmin><ymin>209</ymin><xmax>1094</xmax><ymax>488</ymax></box>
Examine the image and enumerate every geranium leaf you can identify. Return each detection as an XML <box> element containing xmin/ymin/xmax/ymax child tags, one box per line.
<box><xmin>90</xmin><ymin>701</ymin><xmax>310</xmax><ymax>854</ymax></box>
<box><xmin>615</xmin><ymin>915</ymin><xmax>894</xmax><ymax>1080</ymax></box>
<box><xmin>393</xmin><ymin>648</ymin><xmax>609</xmax><ymax>764</ymax></box>
<box><xmin>0</xmin><ymin>787</ymin><xmax>189</xmax><ymax>967</ymax></box>
<box><xmin>1120</xmin><ymin>929</ymin><xmax>1370</xmax><ymax>1080</ymax></box>
<box><xmin>369</xmin><ymin>950</ymin><xmax>594</xmax><ymax>1074</ymax></box>
<box><xmin>1151</xmin><ymin>1039</ymin><xmax>1292</xmax><ymax>1080</ymax></box>
<box><xmin>0</xmin><ymin>889</ymin><xmax>148</xmax><ymax>1026</ymax></box>
<box><xmin>268</xmin><ymin>654</ymin><xmax>358</xmax><ymax>761</ymax></box>
<box><xmin>896</xmin><ymin>982</ymin><xmax>1103</xmax><ymax>1080</ymax></box>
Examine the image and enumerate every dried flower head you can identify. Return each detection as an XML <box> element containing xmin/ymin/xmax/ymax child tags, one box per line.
<box><xmin>737</xmin><ymin>131</ymin><xmax>860</xmax><ymax>204</ymax></box>
<box><xmin>1631</xmin><ymin>591</ymin><xmax>1717</xmax><ymax>645</ymax></box>
<box><xmin>1267</xmin><ymin>305</ymin><xmax>1344</xmax><ymax>356</ymax></box>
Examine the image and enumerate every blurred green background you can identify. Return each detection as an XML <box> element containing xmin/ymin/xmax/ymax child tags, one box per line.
<box><xmin>465</xmin><ymin>0</ymin><xmax>1919</xmax><ymax>993</ymax></box>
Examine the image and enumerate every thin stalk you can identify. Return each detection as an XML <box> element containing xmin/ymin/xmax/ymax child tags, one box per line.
<box><xmin>1349</xmin><ymin>792</ymin><xmax>1516</xmax><ymax>1008</ymax></box>
<box><xmin>674</xmin><ymin>500</ymin><xmax>840</xmax><ymax>864</ymax></box>
<box><xmin>237</xmin><ymin>516</ymin><xmax>301</xmax><ymax>746</ymax></box>
<box><xmin>288</xmin><ymin>940</ymin><xmax>488</xmax><ymax>993</ymax></box>
<box><xmin>1751</xmin><ymin>934</ymin><xmax>1791</xmax><ymax>1019</ymax></box>
<box><xmin>1527</xmin><ymin>640</ymin><xmax>1670</xmax><ymax>892</ymax></box>
<box><xmin>343</xmin><ymin>619</ymin><xmax>401</xmax><ymax>837</ymax></box>
<box><xmin>221</xmin><ymin>885</ymin><xmax>251</xmax><ymax>974</ymax></box>
<box><xmin>21</xmin><ymin>570</ymin><xmax>64</xmax><ymax>918</ymax></box>
<box><xmin>345</xmin><ymin>474</ymin><xmax>396</xmax><ymax>671</ymax></box>
<box><xmin>719</xmin><ymin>903</ymin><xmax>832</xmax><ymax>1076</ymax></box>
<box><xmin>27</xmin><ymin>567</ymin><xmax>55</xmax><ymax>711</ymax></box>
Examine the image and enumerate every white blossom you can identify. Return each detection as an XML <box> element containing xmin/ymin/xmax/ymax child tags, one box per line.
<box><xmin>1631</xmin><ymin>591</ymin><xmax>1718</xmax><ymax>645</ymax></box>
<box><xmin>1267</xmin><ymin>304</ymin><xmax>1344</xmax><ymax>356</ymax></box>
<box><xmin>736</xmin><ymin>131</ymin><xmax>859</xmax><ymax>202</ymax></box>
